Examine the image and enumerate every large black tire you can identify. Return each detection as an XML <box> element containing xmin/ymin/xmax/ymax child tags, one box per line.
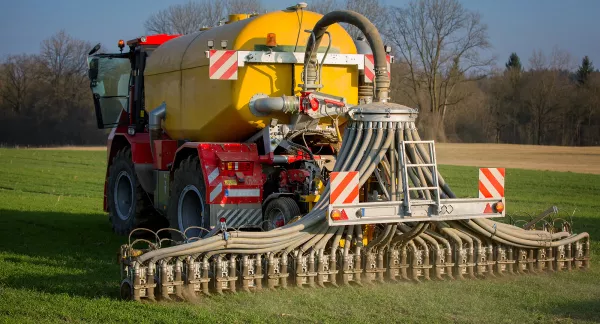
<box><xmin>167</xmin><ymin>156</ymin><xmax>210</xmax><ymax>241</ymax></box>
<box><xmin>107</xmin><ymin>147</ymin><xmax>155</xmax><ymax>235</ymax></box>
<box><xmin>263</xmin><ymin>197</ymin><xmax>301</xmax><ymax>231</ymax></box>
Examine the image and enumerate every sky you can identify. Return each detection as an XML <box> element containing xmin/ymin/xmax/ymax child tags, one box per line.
<box><xmin>1</xmin><ymin>0</ymin><xmax>599</xmax><ymax>69</ymax></box>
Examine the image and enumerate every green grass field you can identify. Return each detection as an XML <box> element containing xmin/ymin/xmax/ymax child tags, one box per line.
<box><xmin>0</xmin><ymin>148</ymin><xmax>599</xmax><ymax>323</ymax></box>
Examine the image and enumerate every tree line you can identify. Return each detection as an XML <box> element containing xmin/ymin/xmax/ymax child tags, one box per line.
<box><xmin>0</xmin><ymin>31</ymin><xmax>106</xmax><ymax>146</ymax></box>
<box><xmin>1</xmin><ymin>0</ymin><xmax>598</xmax><ymax>146</ymax></box>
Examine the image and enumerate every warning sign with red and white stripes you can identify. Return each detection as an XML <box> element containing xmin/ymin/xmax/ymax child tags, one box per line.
<box><xmin>478</xmin><ymin>168</ymin><xmax>505</xmax><ymax>198</ymax></box>
<box><xmin>207</xmin><ymin>166</ymin><xmax>222</xmax><ymax>203</ymax></box>
<box><xmin>364</xmin><ymin>54</ymin><xmax>392</xmax><ymax>83</ymax></box>
<box><xmin>330</xmin><ymin>171</ymin><xmax>360</xmax><ymax>205</ymax></box>
<box><xmin>209</xmin><ymin>50</ymin><xmax>238</xmax><ymax>80</ymax></box>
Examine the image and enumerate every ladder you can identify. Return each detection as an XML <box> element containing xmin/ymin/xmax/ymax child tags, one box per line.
<box><xmin>399</xmin><ymin>140</ymin><xmax>441</xmax><ymax>216</ymax></box>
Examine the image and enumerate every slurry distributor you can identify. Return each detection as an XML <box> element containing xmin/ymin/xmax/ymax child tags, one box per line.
<box><xmin>85</xmin><ymin>7</ymin><xmax>591</xmax><ymax>301</ymax></box>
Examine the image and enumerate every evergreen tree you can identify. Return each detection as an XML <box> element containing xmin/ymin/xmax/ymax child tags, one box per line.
<box><xmin>505</xmin><ymin>52</ymin><xmax>522</xmax><ymax>87</ymax></box>
<box><xmin>505</xmin><ymin>52</ymin><xmax>523</xmax><ymax>72</ymax></box>
<box><xmin>576</xmin><ymin>55</ymin><xmax>595</xmax><ymax>85</ymax></box>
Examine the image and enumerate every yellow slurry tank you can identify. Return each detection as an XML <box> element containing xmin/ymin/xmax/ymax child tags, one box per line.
<box><xmin>144</xmin><ymin>10</ymin><xmax>358</xmax><ymax>142</ymax></box>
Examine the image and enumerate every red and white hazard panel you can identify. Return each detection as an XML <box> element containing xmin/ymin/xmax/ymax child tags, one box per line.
<box><xmin>207</xmin><ymin>166</ymin><xmax>222</xmax><ymax>203</ymax></box>
<box><xmin>330</xmin><ymin>171</ymin><xmax>360</xmax><ymax>205</ymax></box>
<box><xmin>209</xmin><ymin>50</ymin><xmax>238</xmax><ymax>80</ymax></box>
<box><xmin>479</xmin><ymin>168</ymin><xmax>505</xmax><ymax>214</ymax></box>
<box><xmin>364</xmin><ymin>54</ymin><xmax>392</xmax><ymax>83</ymax></box>
<box><xmin>329</xmin><ymin>171</ymin><xmax>360</xmax><ymax>222</ymax></box>
<box><xmin>478</xmin><ymin>168</ymin><xmax>505</xmax><ymax>198</ymax></box>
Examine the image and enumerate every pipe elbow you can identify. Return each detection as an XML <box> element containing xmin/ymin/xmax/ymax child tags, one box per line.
<box><xmin>149</xmin><ymin>102</ymin><xmax>166</xmax><ymax>131</ymax></box>
<box><xmin>302</xmin><ymin>10</ymin><xmax>389</xmax><ymax>101</ymax></box>
<box><xmin>250</xmin><ymin>95</ymin><xmax>299</xmax><ymax>116</ymax></box>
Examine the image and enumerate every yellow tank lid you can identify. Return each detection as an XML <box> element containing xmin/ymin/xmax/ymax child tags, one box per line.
<box><xmin>227</xmin><ymin>14</ymin><xmax>252</xmax><ymax>24</ymax></box>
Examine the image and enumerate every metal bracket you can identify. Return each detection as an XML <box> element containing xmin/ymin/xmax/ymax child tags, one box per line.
<box><xmin>347</xmin><ymin>102</ymin><xmax>419</xmax><ymax>122</ymax></box>
<box><xmin>235</xmin><ymin>51</ymin><xmax>365</xmax><ymax>69</ymax></box>
<box><xmin>327</xmin><ymin>197</ymin><xmax>505</xmax><ymax>226</ymax></box>
<box><xmin>523</xmin><ymin>206</ymin><xmax>559</xmax><ymax>230</ymax></box>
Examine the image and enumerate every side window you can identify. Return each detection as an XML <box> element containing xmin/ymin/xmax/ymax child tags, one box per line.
<box><xmin>88</xmin><ymin>56</ymin><xmax>131</xmax><ymax>128</ymax></box>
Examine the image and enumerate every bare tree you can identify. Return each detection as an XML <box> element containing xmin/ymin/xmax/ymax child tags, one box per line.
<box><xmin>145</xmin><ymin>0</ymin><xmax>265</xmax><ymax>35</ymax></box>
<box><xmin>36</xmin><ymin>30</ymin><xmax>91</xmax><ymax>123</ymax></box>
<box><xmin>145</xmin><ymin>0</ymin><xmax>226</xmax><ymax>35</ymax></box>
<box><xmin>386</xmin><ymin>0</ymin><xmax>493</xmax><ymax>139</ymax></box>
<box><xmin>549</xmin><ymin>46</ymin><xmax>574</xmax><ymax>71</ymax></box>
<box><xmin>306</xmin><ymin>0</ymin><xmax>390</xmax><ymax>42</ymax></box>
<box><xmin>528</xmin><ymin>49</ymin><xmax>546</xmax><ymax>71</ymax></box>
<box><xmin>40</xmin><ymin>30</ymin><xmax>90</xmax><ymax>85</ymax></box>
<box><xmin>570</xmin><ymin>76</ymin><xmax>600</xmax><ymax>145</ymax></box>
<box><xmin>523</xmin><ymin>48</ymin><xmax>573</xmax><ymax>145</ymax></box>
<box><xmin>485</xmin><ymin>69</ymin><xmax>508</xmax><ymax>143</ymax></box>
<box><xmin>0</xmin><ymin>30</ymin><xmax>108</xmax><ymax>146</ymax></box>
<box><xmin>530</xmin><ymin>47</ymin><xmax>573</xmax><ymax>72</ymax></box>
<box><xmin>579</xmin><ymin>73</ymin><xmax>600</xmax><ymax>144</ymax></box>
<box><xmin>225</xmin><ymin>0</ymin><xmax>263</xmax><ymax>14</ymax></box>
<box><xmin>309</xmin><ymin>0</ymin><xmax>339</xmax><ymax>14</ymax></box>
<box><xmin>0</xmin><ymin>54</ymin><xmax>38</xmax><ymax>113</ymax></box>
<box><xmin>344</xmin><ymin>0</ymin><xmax>388</xmax><ymax>39</ymax></box>
<box><xmin>144</xmin><ymin>7</ymin><xmax>173</xmax><ymax>35</ymax></box>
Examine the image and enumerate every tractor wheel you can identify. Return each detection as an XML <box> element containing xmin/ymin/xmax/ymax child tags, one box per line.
<box><xmin>107</xmin><ymin>147</ymin><xmax>155</xmax><ymax>235</ymax></box>
<box><xmin>167</xmin><ymin>156</ymin><xmax>210</xmax><ymax>242</ymax></box>
<box><xmin>263</xmin><ymin>197</ymin><xmax>301</xmax><ymax>231</ymax></box>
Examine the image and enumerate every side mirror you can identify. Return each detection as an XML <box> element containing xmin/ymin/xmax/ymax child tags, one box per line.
<box><xmin>88</xmin><ymin>57</ymin><xmax>99</xmax><ymax>83</ymax></box>
<box><xmin>88</xmin><ymin>43</ymin><xmax>101</xmax><ymax>56</ymax></box>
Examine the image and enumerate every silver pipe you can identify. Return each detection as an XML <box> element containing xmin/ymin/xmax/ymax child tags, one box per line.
<box><xmin>149</xmin><ymin>102</ymin><xmax>167</xmax><ymax>160</ymax></box>
<box><xmin>149</xmin><ymin>102</ymin><xmax>166</xmax><ymax>130</ymax></box>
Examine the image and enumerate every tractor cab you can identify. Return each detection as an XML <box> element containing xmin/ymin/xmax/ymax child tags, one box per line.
<box><xmin>87</xmin><ymin>35</ymin><xmax>180</xmax><ymax>132</ymax></box>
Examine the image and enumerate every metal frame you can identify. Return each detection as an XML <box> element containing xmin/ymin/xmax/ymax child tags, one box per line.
<box><xmin>347</xmin><ymin>104</ymin><xmax>419</xmax><ymax>122</ymax></box>
<box><xmin>240</xmin><ymin>52</ymin><xmax>366</xmax><ymax>69</ymax></box>
<box><xmin>400</xmin><ymin>140</ymin><xmax>441</xmax><ymax>215</ymax></box>
<box><xmin>206</xmin><ymin>51</ymin><xmax>369</xmax><ymax>69</ymax></box>
<box><xmin>327</xmin><ymin>197</ymin><xmax>505</xmax><ymax>226</ymax></box>
<box><xmin>328</xmin><ymin>138</ymin><xmax>505</xmax><ymax>226</ymax></box>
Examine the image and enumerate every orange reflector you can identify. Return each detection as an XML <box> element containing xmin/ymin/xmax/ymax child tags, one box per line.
<box><xmin>330</xmin><ymin>209</ymin><xmax>349</xmax><ymax>221</ymax></box>
<box><xmin>266</xmin><ymin>33</ymin><xmax>277</xmax><ymax>47</ymax></box>
<box><xmin>330</xmin><ymin>209</ymin><xmax>341</xmax><ymax>221</ymax></box>
<box><xmin>494</xmin><ymin>202</ymin><xmax>505</xmax><ymax>213</ymax></box>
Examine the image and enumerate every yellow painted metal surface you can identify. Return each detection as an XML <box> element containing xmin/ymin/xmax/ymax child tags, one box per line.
<box><xmin>226</xmin><ymin>14</ymin><xmax>252</xmax><ymax>23</ymax></box>
<box><xmin>145</xmin><ymin>9</ymin><xmax>358</xmax><ymax>142</ymax></box>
